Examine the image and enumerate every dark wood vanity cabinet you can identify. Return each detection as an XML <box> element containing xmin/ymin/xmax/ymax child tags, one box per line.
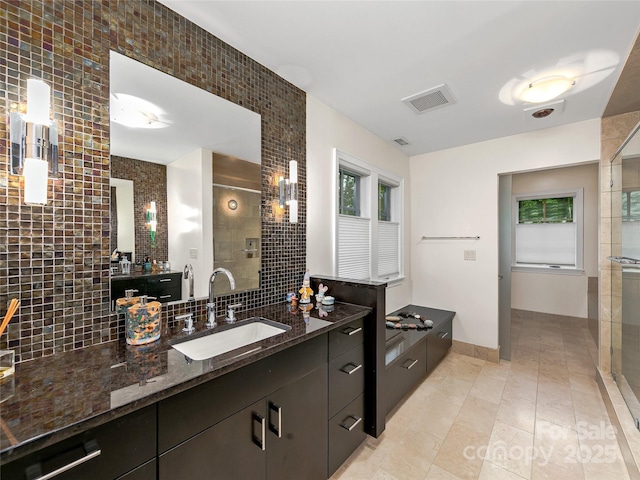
<box><xmin>327</xmin><ymin>318</ymin><xmax>367</xmax><ymax>476</ymax></box>
<box><xmin>1</xmin><ymin>405</ymin><xmax>156</xmax><ymax>480</ymax></box>
<box><xmin>427</xmin><ymin>318</ymin><xmax>453</xmax><ymax>373</ymax></box>
<box><xmin>111</xmin><ymin>272</ymin><xmax>182</xmax><ymax>309</ymax></box>
<box><xmin>158</xmin><ymin>334</ymin><xmax>328</xmax><ymax>480</ymax></box>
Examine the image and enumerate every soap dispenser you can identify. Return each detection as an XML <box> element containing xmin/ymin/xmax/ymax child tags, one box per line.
<box><xmin>126</xmin><ymin>295</ymin><xmax>162</xmax><ymax>345</ymax></box>
<box><xmin>116</xmin><ymin>289</ymin><xmax>139</xmax><ymax>315</ymax></box>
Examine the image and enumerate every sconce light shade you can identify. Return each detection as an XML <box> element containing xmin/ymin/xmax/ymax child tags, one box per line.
<box><xmin>26</xmin><ymin>79</ymin><xmax>51</xmax><ymax>124</ymax></box>
<box><xmin>23</xmin><ymin>158</ymin><xmax>49</xmax><ymax>205</ymax></box>
<box><xmin>9</xmin><ymin>78</ymin><xmax>59</xmax><ymax>205</ymax></box>
<box><xmin>147</xmin><ymin>201</ymin><xmax>158</xmax><ymax>247</ymax></box>
<box><xmin>228</xmin><ymin>199</ymin><xmax>238</xmax><ymax>211</ymax></box>
<box><xmin>277</xmin><ymin>160</ymin><xmax>299</xmax><ymax>223</ymax></box>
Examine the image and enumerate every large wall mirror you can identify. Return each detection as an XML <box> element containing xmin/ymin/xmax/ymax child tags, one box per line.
<box><xmin>109</xmin><ymin>51</ymin><xmax>262</xmax><ymax>299</ymax></box>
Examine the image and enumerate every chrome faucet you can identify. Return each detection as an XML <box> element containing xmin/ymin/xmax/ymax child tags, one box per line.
<box><xmin>206</xmin><ymin>268</ymin><xmax>236</xmax><ymax>328</ymax></box>
<box><xmin>183</xmin><ymin>264</ymin><xmax>195</xmax><ymax>300</ymax></box>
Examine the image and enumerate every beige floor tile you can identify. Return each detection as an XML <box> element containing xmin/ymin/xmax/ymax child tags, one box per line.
<box><xmin>568</xmin><ymin>371</ymin><xmax>600</xmax><ymax>397</ymax></box>
<box><xmin>469</xmin><ymin>373</ymin><xmax>507</xmax><ymax>404</ymax></box>
<box><xmin>479</xmin><ymin>460</ymin><xmax>532</xmax><ymax>480</ymax></box>
<box><xmin>433</xmin><ymin>423</ymin><xmax>489</xmax><ymax>480</ymax></box>
<box><xmin>424</xmin><ymin>464</ymin><xmax>465</xmax><ymax>480</ymax></box>
<box><xmin>485</xmin><ymin>421</ymin><xmax>534</xmax><ymax>479</ymax></box>
<box><xmin>496</xmin><ymin>394</ymin><xmax>537</xmax><ymax>433</ymax></box>
<box><xmin>456</xmin><ymin>395</ymin><xmax>500</xmax><ymax>436</ymax></box>
<box><xmin>370</xmin><ymin>469</ymin><xmax>402</xmax><ymax>480</ymax></box>
<box><xmin>503</xmin><ymin>374</ymin><xmax>538</xmax><ymax>403</ymax></box>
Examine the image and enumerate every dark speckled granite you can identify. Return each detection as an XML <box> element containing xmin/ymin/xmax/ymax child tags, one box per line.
<box><xmin>0</xmin><ymin>302</ymin><xmax>370</xmax><ymax>462</ymax></box>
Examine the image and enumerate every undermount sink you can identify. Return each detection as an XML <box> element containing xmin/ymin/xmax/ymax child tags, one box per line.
<box><xmin>170</xmin><ymin>317</ymin><xmax>291</xmax><ymax>361</ymax></box>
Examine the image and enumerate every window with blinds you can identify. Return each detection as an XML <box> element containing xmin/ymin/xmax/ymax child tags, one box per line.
<box><xmin>513</xmin><ymin>189</ymin><xmax>583</xmax><ymax>270</ymax></box>
<box><xmin>335</xmin><ymin>150</ymin><xmax>404</xmax><ymax>282</ymax></box>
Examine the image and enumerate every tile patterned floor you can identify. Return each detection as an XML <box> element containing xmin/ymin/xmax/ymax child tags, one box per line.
<box><xmin>330</xmin><ymin>313</ymin><xmax>630</xmax><ymax>480</ymax></box>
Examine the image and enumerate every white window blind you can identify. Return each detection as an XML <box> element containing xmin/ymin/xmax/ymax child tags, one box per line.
<box><xmin>515</xmin><ymin>223</ymin><xmax>576</xmax><ymax>265</ymax></box>
<box><xmin>378</xmin><ymin>221</ymin><xmax>399</xmax><ymax>277</ymax></box>
<box><xmin>338</xmin><ymin>214</ymin><xmax>370</xmax><ymax>279</ymax></box>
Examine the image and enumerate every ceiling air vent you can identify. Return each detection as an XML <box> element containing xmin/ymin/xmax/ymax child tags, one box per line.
<box><xmin>393</xmin><ymin>136</ymin><xmax>410</xmax><ymax>146</ymax></box>
<box><xmin>402</xmin><ymin>84</ymin><xmax>456</xmax><ymax>115</ymax></box>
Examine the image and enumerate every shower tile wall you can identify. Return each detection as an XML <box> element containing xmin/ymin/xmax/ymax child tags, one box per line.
<box><xmin>0</xmin><ymin>0</ymin><xmax>306</xmax><ymax>361</ymax></box>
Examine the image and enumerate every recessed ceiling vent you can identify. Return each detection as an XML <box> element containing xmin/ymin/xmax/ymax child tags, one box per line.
<box><xmin>402</xmin><ymin>84</ymin><xmax>457</xmax><ymax>115</ymax></box>
<box><xmin>392</xmin><ymin>136</ymin><xmax>410</xmax><ymax>146</ymax></box>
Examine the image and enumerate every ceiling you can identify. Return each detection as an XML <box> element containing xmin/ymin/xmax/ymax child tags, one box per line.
<box><xmin>158</xmin><ymin>0</ymin><xmax>640</xmax><ymax>157</ymax></box>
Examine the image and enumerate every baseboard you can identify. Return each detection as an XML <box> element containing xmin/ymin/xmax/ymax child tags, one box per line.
<box><xmin>452</xmin><ymin>340</ymin><xmax>499</xmax><ymax>363</ymax></box>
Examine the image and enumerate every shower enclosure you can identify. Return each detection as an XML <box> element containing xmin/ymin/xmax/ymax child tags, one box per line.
<box><xmin>609</xmin><ymin>120</ymin><xmax>640</xmax><ymax>430</ymax></box>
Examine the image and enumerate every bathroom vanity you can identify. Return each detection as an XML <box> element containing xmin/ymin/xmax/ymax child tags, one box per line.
<box><xmin>0</xmin><ymin>302</ymin><xmax>371</xmax><ymax>480</ymax></box>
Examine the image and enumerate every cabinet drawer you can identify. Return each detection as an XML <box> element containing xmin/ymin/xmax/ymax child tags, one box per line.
<box><xmin>427</xmin><ymin>319</ymin><xmax>452</xmax><ymax>372</ymax></box>
<box><xmin>1</xmin><ymin>405</ymin><xmax>156</xmax><ymax>480</ymax></box>
<box><xmin>151</xmin><ymin>287</ymin><xmax>181</xmax><ymax>304</ymax></box>
<box><xmin>385</xmin><ymin>339</ymin><xmax>427</xmax><ymax>414</ymax></box>
<box><xmin>329</xmin><ymin>343</ymin><xmax>365</xmax><ymax>418</ymax></box>
<box><xmin>328</xmin><ymin>393</ymin><xmax>366</xmax><ymax>476</ymax></box>
<box><xmin>117</xmin><ymin>459</ymin><xmax>156</xmax><ymax>480</ymax></box>
<box><xmin>329</xmin><ymin>317</ymin><xmax>364</xmax><ymax>360</ymax></box>
<box><xmin>146</xmin><ymin>273</ymin><xmax>181</xmax><ymax>289</ymax></box>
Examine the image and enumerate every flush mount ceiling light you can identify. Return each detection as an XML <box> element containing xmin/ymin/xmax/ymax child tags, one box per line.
<box><xmin>518</xmin><ymin>75</ymin><xmax>575</xmax><ymax>104</ymax></box>
<box><xmin>110</xmin><ymin>93</ymin><xmax>169</xmax><ymax>129</ymax></box>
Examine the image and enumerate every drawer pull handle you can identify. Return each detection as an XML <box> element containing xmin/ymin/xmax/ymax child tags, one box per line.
<box><xmin>28</xmin><ymin>440</ymin><xmax>101</xmax><ymax>480</ymax></box>
<box><xmin>340</xmin><ymin>415</ymin><xmax>362</xmax><ymax>432</ymax></box>
<box><xmin>159</xmin><ymin>294</ymin><xmax>172</xmax><ymax>299</ymax></box>
<box><xmin>160</xmin><ymin>278</ymin><xmax>172</xmax><ymax>282</ymax></box>
<box><xmin>268</xmin><ymin>402</ymin><xmax>282</xmax><ymax>438</ymax></box>
<box><xmin>342</xmin><ymin>326</ymin><xmax>362</xmax><ymax>336</ymax></box>
<box><xmin>438</xmin><ymin>332</ymin><xmax>449</xmax><ymax>339</ymax></box>
<box><xmin>402</xmin><ymin>358</ymin><xmax>418</xmax><ymax>370</ymax></box>
<box><xmin>340</xmin><ymin>363</ymin><xmax>363</xmax><ymax>375</ymax></box>
<box><xmin>252</xmin><ymin>413</ymin><xmax>266</xmax><ymax>451</ymax></box>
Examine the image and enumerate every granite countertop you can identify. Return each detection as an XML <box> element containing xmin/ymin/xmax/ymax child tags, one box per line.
<box><xmin>109</xmin><ymin>269</ymin><xmax>182</xmax><ymax>280</ymax></box>
<box><xmin>0</xmin><ymin>301</ymin><xmax>371</xmax><ymax>462</ymax></box>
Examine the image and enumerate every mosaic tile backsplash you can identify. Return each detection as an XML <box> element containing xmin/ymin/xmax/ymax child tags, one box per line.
<box><xmin>0</xmin><ymin>0</ymin><xmax>307</xmax><ymax>362</ymax></box>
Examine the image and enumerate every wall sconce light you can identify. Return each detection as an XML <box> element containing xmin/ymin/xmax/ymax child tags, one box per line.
<box><xmin>9</xmin><ymin>79</ymin><xmax>59</xmax><ymax>205</ymax></box>
<box><xmin>278</xmin><ymin>160</ymin><xmax>298</xmax><ymax>223</ymax></box>
<box><xmin>227</xmin><ymin>199</ymin><xmax>238</xmax><ymax>211</ymax></box>
<box><xmin>146</xmin><ymin>201</ymin><xmax>157</xmax><ymax>247</ymax></box>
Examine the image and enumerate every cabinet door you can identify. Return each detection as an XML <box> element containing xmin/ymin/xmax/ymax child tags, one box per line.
<box><xmin>266</xmin><ymin>365</ymin><xmax>328</xmax><ymax>480</ymax></box>
<box><xmin>427</xmin><ymin>319</ymin><xmax>452</xmax><ymax>372</ymax></box>
<box><xmin>159</xmin><ymin>399</ymin><xmax>266</xmax><ymax>480</ymax></box>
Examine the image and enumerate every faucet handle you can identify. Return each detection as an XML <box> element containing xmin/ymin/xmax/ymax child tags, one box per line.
<box><xmin>225</xmin><ymin>303</ymin><xmax>242</xmax><ymax>324</ymax></box>
<box><xmin>177</xmin><ymin>313</ymin><xmax>194</xmax><ymax>333</ymax></box>
<box><xmin>206</xmin><ymin>302</ymin><xmax>217</xmax><ymax>329</ymax></box>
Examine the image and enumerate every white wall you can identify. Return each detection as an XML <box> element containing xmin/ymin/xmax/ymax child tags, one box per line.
<box><xmin>511</xmin><ymin>163</ymin><xmax>599</xmax><ymax>317</ymax></box>
<box><xmin>410</xmin><ymin>119</ymin><xmax>601</xmax><ymax>349</ymax></box>
<box><xmin>306</xmin><ymin>95</ymin><xmax>412</xmax><ymax>313</ymax></box>
<box><xmin>167</xmin><ymin>148</ymin><xmax>214</xmax><ymax>299</ymax></box>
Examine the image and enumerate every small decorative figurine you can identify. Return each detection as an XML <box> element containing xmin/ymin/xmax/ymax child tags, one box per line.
<box><xmin>298</xmin><ymin>270</ymin><xmax>313</xmax><ymax>304</ymax></box>
<box><xmin>315</xmin><ymin>283</ymin><xmax>328</xmax><ymax>304</ymax></box>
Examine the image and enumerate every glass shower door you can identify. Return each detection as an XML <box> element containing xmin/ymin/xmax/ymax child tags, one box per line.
<box><xmin>610</xmin><ymin>120</ymin><xmax>640</xmax><ymax>429</ymax></box>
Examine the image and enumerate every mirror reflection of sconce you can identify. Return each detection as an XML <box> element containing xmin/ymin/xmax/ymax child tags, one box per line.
<box><xmin>146</xmin><ymin>201</ymin><xmax>157</xmax><ymax>247</ymax></box>
<box><xmin>227</xmin><ymin>199</ymin><xmax>238</xmax><ymax>211</ymax></box>
<box><xmin>9</xmin><ymin>79</ymin><xmax>59</xmax><ymax>205</ymax></box>
<box><xmin>278</xmin><ymin>160</ymin><xmax>298</xmax><ymax>223</ymax></box>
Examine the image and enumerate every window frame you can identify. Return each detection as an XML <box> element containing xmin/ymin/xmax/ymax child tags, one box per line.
<box><xmin>338</xmin><ymin>168</ymin><xmax>361</xmax><ymax>217</ymax></box>
<box><xmin>511</xmin><ymin>188</ymin><xmax>584</xmax><ymax>275</ymax></box>
<box><xmin>334</xmin><ymin>149</ymin><xmax>404</xmax><ymax>283</ymax></box>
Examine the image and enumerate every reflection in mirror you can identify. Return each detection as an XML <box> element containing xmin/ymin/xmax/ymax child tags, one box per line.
<box><xmin>212</xmin><ymin>153</ymin><xmax>261</xmax><ymax>294</ymax></box>
<box><xmin>109</xmin><ymin>51</ymin><xmax>262</xmax><ymax>300</ymax></box>
<box><xmin>109</xmin><ymin>178</ymin><xmax>135</xmax><ymax>261</ymax></box>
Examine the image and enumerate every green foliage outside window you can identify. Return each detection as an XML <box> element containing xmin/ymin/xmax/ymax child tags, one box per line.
<box><xmin>518</xmin><ymin>197</ymin><xmax>573</xmax><ymax>223</ymax></box>
<box><xmin>622</xmin><ymin>190</ymin><xmax>640</xmax><ymax>221</ymax></box>
<box><xmin>339</xmin><ymin>169</ymin><xmax>360</xmax><ymax>216</ymax></box>
<box><xmin>378</xmin><ymin>183</ymin><xmax>391</xmax><ymax>221</ymax></box>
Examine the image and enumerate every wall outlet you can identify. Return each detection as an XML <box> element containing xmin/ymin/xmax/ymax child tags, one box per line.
<box><xmin>189</xmin><ymin>248</ymin><xmax>198</xmax><ymax>259</ymax></box>
<box><xmin>464</xmin><ymin>250</ymin><xmax>476</xmax><ymax>261</ymax></box>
